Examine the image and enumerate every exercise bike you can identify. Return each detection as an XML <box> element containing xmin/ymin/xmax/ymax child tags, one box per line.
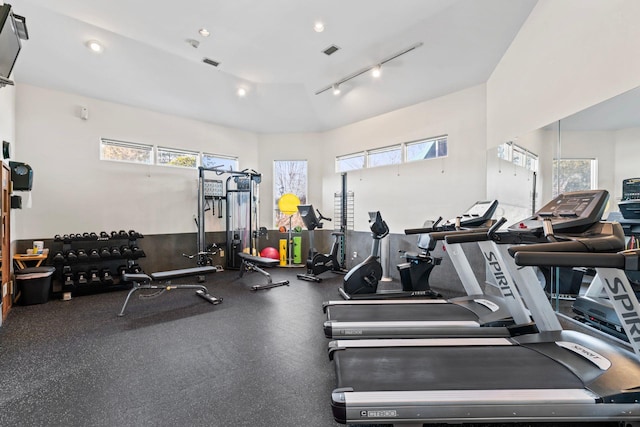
<box><xmin>339</xmin><ymin>211</ymin><xmax>389</xmax><ymax>298</ymax></box>
<box><xmin>297</xmin><ymin>205</ymin><xmax>345</xmax><ymax>282</ymax></box>
<box><xmin>340</xmin><ymin>201</ymin><xmax>499</xmax><ymax>300</ymax></box>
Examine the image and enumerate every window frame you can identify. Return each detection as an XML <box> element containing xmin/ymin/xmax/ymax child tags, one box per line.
<box><xmin>335</xmin><ymin>135</ymin><xmax>449</xmax><ymax>173</ymax></box>
<box><xmin>99</xmin><ymin>138</ymin><xmax>154</xmax><ymax>165</ymax></box>
<box><xmin>156</xmin><ymin>146</ymin><xmax>199</xmax><ymax>168</ymax></box>
<box><xmin>100</xmin><ymin>138</ymin><xmax>238</xmax><ymax>171</ymax></box>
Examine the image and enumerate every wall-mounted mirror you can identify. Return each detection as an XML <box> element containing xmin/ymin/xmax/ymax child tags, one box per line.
<box><xmin>488</xmin><ymin>86</ymin><xmax>640</xmax><ymax>342</ymax></box>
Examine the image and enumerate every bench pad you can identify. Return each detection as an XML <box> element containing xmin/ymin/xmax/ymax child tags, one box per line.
<box><xmin>151</xmin><ymin>266</ymin><xmax>217</xmax><ymax>281</ymax></box>
<box><xmin>238</xmin><ymin>253</ymin><xmax>279</xmax><ymax>267</ymax></box>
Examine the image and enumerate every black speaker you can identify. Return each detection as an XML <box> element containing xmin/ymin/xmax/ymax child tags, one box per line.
<box><xmin>10</xmin><ymin>195</ymin><xmax>21</xmax><ymax>209</ymax></box>
<box><xmin>9</xmin><ymin>161</ymin><xmax>32</xmax><ymax>191</ymax></box>
<box><xmin>2</xmin><ymin>141</ymin><xmax>9</xmax><ymax>159</ymax></box>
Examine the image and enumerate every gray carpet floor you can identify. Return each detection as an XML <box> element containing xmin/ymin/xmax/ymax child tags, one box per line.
<box><xmin>0</xmin><ymin>267</ymin><xmax>626</xmax><ymax>427</ymax></box>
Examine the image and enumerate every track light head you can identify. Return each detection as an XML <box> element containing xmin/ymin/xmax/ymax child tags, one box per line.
<box><xmin>332</xmin><ymin>84</ymin><xmax>341</xmax><ymax>95</ymax></box>
<box><xmin>372</xmin><ymin>64</ymin><xmax>381</xmax><ymax>78</ymax></box>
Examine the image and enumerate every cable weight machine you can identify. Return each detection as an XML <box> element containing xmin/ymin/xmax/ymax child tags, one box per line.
<box><xmin>196</xmin><ymin>166</ymin><xmax>263</xmax><ymax>269</ymax></box>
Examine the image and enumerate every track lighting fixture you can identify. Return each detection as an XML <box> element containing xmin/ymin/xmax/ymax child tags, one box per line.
<box><xmin>332</xmin><ymin>84</ymin><xmax>341</xmax><ymax>95</ymax></box>
<box><xmin>371</xmin><ymin>64</ymin><xmax>381</xmax><ymax>78</ymax></box>
<box><xmin>315</xmin><ymin>42</ymin><xmax>423</xmax><ymax>95</ymax></box>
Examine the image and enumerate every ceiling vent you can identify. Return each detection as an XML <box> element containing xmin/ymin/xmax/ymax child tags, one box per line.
<box><xmin>322</xmin><ymin>45</ymin><xmax>340</xmax><ymax>56</ymax></box>
<box><xmin>202</xmin><ymin>58</ymin><xmax>220</xmax><ymax>67</ymax></box>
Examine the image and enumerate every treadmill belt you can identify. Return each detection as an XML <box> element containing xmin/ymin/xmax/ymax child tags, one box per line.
<box><xmin>326</xmin><ymin>303</ymin><xmax>480</xmax><ymax>322</ymax></box>
<box><xmin>334</xmin><ymin>345</ymin><xmax>584</xmax><ymax>391</ymax></box>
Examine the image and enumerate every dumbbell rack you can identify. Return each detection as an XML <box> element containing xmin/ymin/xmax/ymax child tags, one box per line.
<box><xmin>50</xmin><ymin>230</ymin><xmax>145</xmax><ymax>297</ymax></box>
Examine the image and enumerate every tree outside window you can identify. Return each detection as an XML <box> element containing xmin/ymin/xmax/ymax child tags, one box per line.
<box><xmin>274</xmin><ymin>160</ymin><xmax>308</xmax><ymax>229</ymax></box>
<box><xmin>552</xmin><ymin>158</ymin><xmax>597</xmax><ymax>197</ymax></box>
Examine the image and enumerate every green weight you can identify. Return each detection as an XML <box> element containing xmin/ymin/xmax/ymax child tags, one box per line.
<box><xmin>293</xmin><ymin>236</ymin><xmax>302</xmax><ymax>264</ymax></box>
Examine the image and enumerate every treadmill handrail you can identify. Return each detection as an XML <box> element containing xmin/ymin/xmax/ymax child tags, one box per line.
<box><xmin>515</xmin><ymin>251</ymin><xmax>628</xmax><ymax>269</ymax></box>
<box><xmin>427</xmin><ymin>227</ymin><xmax>490</xmax><ymax>242</ymax></box>
<box><xmin>445</xmin><ymin>231</ymin><xmax>491</xmax><ymax>245</ymax></box>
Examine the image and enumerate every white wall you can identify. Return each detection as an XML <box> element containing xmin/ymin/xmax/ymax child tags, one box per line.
<box><xmin>256</xmin><ymin>132</ymin><xmax>323</xmax><ymax>227</ymax></box>
<box><xmin>0</xmin><ymin>83</ymin><xmax>14</xmax><ymax>154</ymax></box>
<box><xmin>0</xmin><ymin>83</ymin><xmax>15</xmax><ymax>244</ymax></box>
<box><xmin>321</xmin><ymin>84</ymin><xmax>487</xmax><ymax>232</ymax></box>
<box><xmin>14</xmin><ymin>84</ymin><xmax>259</xmax><ymax>239</ymax></box>
<box><xmin>487</xmin><ymin>0</ymin><xmax>640</xmax><ymax>146</ymax></box>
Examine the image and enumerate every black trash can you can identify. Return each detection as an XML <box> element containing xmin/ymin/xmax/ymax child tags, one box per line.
<box><xmin>16</xmin><ymin>266</ymin><xmax>55</xmax><ymax>305</ymax></box>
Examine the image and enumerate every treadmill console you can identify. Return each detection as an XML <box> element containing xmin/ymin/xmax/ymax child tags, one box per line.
<box><xmin>507</xmin><ymin>190</ymin><xmax>609</xmax><ymax>235</ymax></box>
<box><xmin>619</xmin><ymin>178</ymin><xmax>640</xmax><ymax>219</ymax></box>
<box><xmin>622</xmin><ymin>178</ymin><xmax>640</xmax><ymax>200</ymax></box>
<box><xmin>441</xmin><ymin>200</ymin><xmax>499</xmax><ymax>229</ymax></box>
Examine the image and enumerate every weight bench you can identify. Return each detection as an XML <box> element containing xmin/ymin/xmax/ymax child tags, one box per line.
<box><xmin>238</xmin><ymin>253</ymin><xmax>289</xmax><ymax>291</ymax></box>
<box><xmin>118</xmin><ymin>266</ymin><xmax>222</xmax><ymax>316</ymax></box>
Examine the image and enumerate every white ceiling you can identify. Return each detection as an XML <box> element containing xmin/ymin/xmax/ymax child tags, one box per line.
<box><xmin>9</xmin><ymin>0</ymin><xmax>537</xmax><ymax>133</ymax></box>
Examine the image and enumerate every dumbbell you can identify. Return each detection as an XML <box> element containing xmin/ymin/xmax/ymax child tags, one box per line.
<box><xmin>100</xmin><ymin>268</ymin><xmax>113</xmax><ymax>285</ymax></box>
<box><xmin>63</xmin><ymin>234</ymin><xmax>71</xmax><ymax>243</ymax></box>
<box><xmin>131</xmin><ymin>247</ymin><xmax>145</xmax><ymax>258</ymax></box>
<box><xmin>52</xmin><ymin>251</ymin><xmax>65</xmax><ymax>263</ymax></box>
<box><xmin>89</xmin><ymin>248</ymin><xmax>100</xmax><ymax>260</ymax></box>
<box><xmin>110</xmin><ymin>231</ymin><xmax>118</xmax><ymax>239</ymax></box>
<box><xmin>76</xmin><ymin>271</ymin><xmax>88</xmax><ymax>285</ymax></box>
<box><xmin>119</xmin><ymin>230</ymin><xmax>128</xmax><ymax>238</ymax></box>
<box><xmin>99</xmin><ymin>247</ymin><xmax>111</xmax><ymax>258</ymax></box>
<box><xmin>129</xmin><ymin>230</ymin><xmax>144</xmax><ymax>239</ymax></box>
<box><xmin>89</xmin><ymin>232</ymin><xmax>98</xmax><ymax>240</ymax></box>
<box><xmin>54</xmin><ymin>234</ymin><xmax>62</xmax><ymax>242</ymax></box>
<box><xmin>62</xmin><ymin>266</ymin><xmax>74</xmax><ymax>287</ymax></box>
<box><xmin>129</xmin><ymin>264</ymin><xmax>142</xmax><ymax>274</ymax></box>
<box><xmin>77</xmin><ymin>249</ymin><xmax>89</xmax><ymax>261</ymax></box>
<box><xmin>110</xmin><ymin>246</ymin><xmax>121</xmax><ymax>257</ymax></box>
<box><xmin>89</xmin><ymin>268</ymin><xmax>101</xmax><ymax>284</ymax></box>
<box><xmin>66</xmin><ymin>250</ymin><xmax>78</xmax><ymax>263</ymax></box>
<box><xmin>99</xmin><ymin>231</ymin><xmax>109</xmax><ymax>239</ymax></box>
<box><xmin>120</xmin><ymin>246</ymin><xmax>133</xmax><ymax>258</ymax></box>
<box><xmin>117</xmin><ymin>265</ymin><xmax>129</xmax><ymax>277</ymax></box>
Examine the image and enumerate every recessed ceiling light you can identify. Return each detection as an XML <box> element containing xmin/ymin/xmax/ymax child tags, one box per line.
<box><xmin>237</xmin><ymin>88</ymin><xmax>247</xmax><ymax>97</ymax></box>
<box><xmin>199</xmin><ymin>28</ymin><xmax>210</xmax><ymax>37</ymax></box>
<box><xmin>86</xmin><ymin>40</ymin><xmax>104</xmax><ymax>53</ymax></box>
<box><xmin>314</xmin><ymin>22</ymin><xmax>325</xmax><ymax>33</ymax></box>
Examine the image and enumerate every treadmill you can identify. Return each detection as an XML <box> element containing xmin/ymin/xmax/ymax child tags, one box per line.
<box><xmin>573</xmin><ymin>178</ymin><xmax>640</xmax><ymax>341</ymax></box>
<box><xmin>324</xmin><ymin>194</ymin><xmax>611</xmax><ymax>340</ymax></box>
<box><xmin>329</xmin><ymin>190</ymin><xmax>640</xmax><ymax>425</ymax></box>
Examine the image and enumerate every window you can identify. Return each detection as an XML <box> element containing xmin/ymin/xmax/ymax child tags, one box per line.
<box><xmin>368</xmin><ymin>146</ymin><xmax>401</xmax><ymax>167</ymax></box>
<box><xmin>406</xmin><ymin>136</ymin><xmax>448</xmax><ymax>162</ymax></box>
<box><xmin>202</xmin><ymin>153</ymin><xmax>238</xmax><ymax>170</ymax></box>
<box><xmin>274</xmin><ymin>160</ymin><xmax>307</xmax><ymax>228</ymax></box>
<box><xmin>101</xmin><ymin>138</ymin><xmax>237</xmax><ymax>171</ymax></box>
<box><xmin>335</xmin><ymin>135</ymin><xmax>448</xmax><ymax>173</ymax></box>
<box><xmin>497</xmin><ymin>141</ymin><xmax>538</xmax><ymax>172</ymax></box>
<box><xmin>337</xmin><ymin>153</ymin><xmax>365</xmax><ymax>173</ymax></box>
<box><xmin>100</xmin><ymin>139</ymin><xmax>153</xmax><ymax>164</ymax></box>
<box><xmin>553</xmin><ymin>158</ymin><xmax>598</xmax><ymax>197</ymax></box>
<box><xmin>157</xmin><ymin>147</ymin><xmax>198</xmax><ymax>168</ymax></box>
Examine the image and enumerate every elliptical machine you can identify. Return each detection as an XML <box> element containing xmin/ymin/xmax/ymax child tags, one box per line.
<box><xmin>339</xmin><ymin>211</ymin><xmax>388</xmax><ymax>298</ymax></box>
<box><xmin>297</xmin><ymin>205</ymin><xmax>345</xmax><ymax>282</ymax></box>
